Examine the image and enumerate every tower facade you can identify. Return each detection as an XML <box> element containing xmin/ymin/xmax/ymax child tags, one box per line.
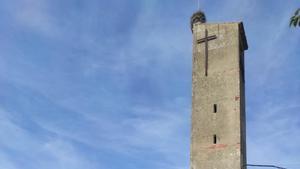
<box><xmin>190</xmin><ymin>11</ymin><xmax>248</xmax><ymax>169</ymax></box>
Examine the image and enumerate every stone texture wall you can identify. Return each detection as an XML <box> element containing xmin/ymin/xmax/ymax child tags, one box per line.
<box><xmin>191</xmin><ymin>22</ymin><xmax>247</xmax><ymax>169</ymax></box>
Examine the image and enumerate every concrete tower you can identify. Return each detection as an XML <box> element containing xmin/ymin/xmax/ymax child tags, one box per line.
<box><xmin>190</xmin><ymin>11</ymin><xmax>248</xmax><ymax>169</ymax></box>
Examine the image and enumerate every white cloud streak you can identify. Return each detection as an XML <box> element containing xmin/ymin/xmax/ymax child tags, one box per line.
<box><xmin>0</xmin><ymin>108</ymin><xmax>97</xmax><ymax>169</ymax></box>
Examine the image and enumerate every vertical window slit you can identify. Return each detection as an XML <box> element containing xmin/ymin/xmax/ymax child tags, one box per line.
<box><xmin>213</xmin><ymin>135</ymin><xmax>217</xmax><ymax>144</ymax></box>
<box><xmin>213</xmin><ymin>104</ymin><xmax>217</xmax><ymax>113</ymax></box>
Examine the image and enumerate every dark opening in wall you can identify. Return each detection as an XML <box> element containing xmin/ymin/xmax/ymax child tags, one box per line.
<box><xmin>213</xmin><ymin>135</ymin><xmax>217</xmax><ymax>144</ymax></box>
<box><xmin>213</xmin><ymin>104</ymin><xmax>217</xmax><ymax>113</ymax></box>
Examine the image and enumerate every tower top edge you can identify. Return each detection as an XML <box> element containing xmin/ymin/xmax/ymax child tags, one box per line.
<box><xmin>191</xmin><ymin>21</ymin><xmax>248</xmax><ymax>50</ymax></box>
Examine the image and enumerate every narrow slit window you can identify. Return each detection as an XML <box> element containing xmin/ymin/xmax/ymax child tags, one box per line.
<box><xmin>213</xmin><ymin>104</ymin><xmax>217</xmax><ymax>113</ymax></box>
<box><xmin>213</xmin><ymin>135</ymin><xmax>217</xmax><ymax>144</ymax></box>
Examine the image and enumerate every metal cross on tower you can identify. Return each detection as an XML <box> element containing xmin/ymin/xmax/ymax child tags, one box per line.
<box><xmin>197</xmin><ymin>29</ymin><xmax>217</xmax><ymax>76</ymax></box>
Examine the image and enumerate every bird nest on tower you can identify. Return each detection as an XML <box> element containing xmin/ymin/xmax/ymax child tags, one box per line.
<box><xmin>190</xmin><ymin>10</ymin><xmax>206</xmax><ymax>32</ymax></box>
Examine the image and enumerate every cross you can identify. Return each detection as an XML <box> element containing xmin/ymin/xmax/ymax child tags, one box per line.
<box><xmin>197</xmin><ymin>29</ymin><xmax>217</xmax><ymax>76</ymax></box>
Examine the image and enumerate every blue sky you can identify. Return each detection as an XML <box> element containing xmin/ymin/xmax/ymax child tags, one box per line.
<box><xmin>0</xmin><ymin>0</ymin><xmax>299</xmax><ymax>169</ymax></box>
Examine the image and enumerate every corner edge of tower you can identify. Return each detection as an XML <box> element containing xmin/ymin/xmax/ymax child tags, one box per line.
<box><xmin>238</xmin><ymin>22</ymin><xmax>248</xmax><ymax>51</ymax></box>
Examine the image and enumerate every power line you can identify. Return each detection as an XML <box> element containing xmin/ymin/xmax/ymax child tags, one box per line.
<box><xmin>246</xmin><ymin>164</ymin><xmax>287</xmax><ymax>169</ymax></box>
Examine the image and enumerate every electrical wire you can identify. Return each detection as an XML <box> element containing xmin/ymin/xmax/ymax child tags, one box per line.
<box><xmin>246</xmin><ymin>164</ymin><xmax>287</xmax><ymax>169</ymax></box>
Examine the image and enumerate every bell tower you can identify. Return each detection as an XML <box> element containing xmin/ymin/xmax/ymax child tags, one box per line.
<box><xmin>190</xmin><ymin>11</ymin><xmax>248</xmax><ymax>169</ymax></box>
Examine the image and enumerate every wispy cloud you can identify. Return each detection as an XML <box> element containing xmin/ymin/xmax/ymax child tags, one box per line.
<box><xmin>4</xmin><ymin>0</ymin><xmax>60</xmax><ymax>37</ymax></box>
<box><xmin>0</xmin><ymin>78</ymin><xmax>189</xmax><ymax>169</ymax></box>
<box><xmin>0</xmin><ymin>106</ymin><xmax>96</xmax><ymax>169</ymax></box>
<box><xmin>0</xmin><ymin>152</ymin><xmax>17</xmax><ymax>169</ymax></box>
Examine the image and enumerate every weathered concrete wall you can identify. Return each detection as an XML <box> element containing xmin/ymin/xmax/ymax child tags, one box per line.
<box><xmin>191</xmin><ymin>22</ymin><xmax>247</xmax><ymax>169</ymax></box>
